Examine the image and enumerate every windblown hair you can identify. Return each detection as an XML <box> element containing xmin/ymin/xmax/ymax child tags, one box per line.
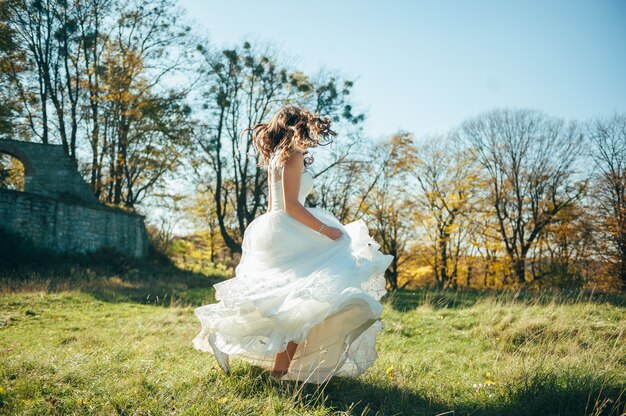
<box><xmin>243</xmin><ymin>105</ymin><xmax>336</xmax><ymax>168</ymax></box>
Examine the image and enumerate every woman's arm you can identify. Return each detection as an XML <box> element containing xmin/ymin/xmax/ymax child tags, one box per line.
<box><xmin>281</xmin><ymin>151</ymin><xmax>347</xmax><ymax>242</ymax></box>
<box><xmin>282</xmin><ymin>151</ymin><xmax>325</xmax><ymax>231</ymax></box>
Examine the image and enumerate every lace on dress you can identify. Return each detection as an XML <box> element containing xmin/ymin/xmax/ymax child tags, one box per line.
<box><xmin>268</xmin><ymin>149</ymin><xmax>308</xmax><ymax>211</ymax></box>
<box><xmin>268</xmin><ymin>150</ymin><xmax>280</xmax><ymax>184</ymax></box>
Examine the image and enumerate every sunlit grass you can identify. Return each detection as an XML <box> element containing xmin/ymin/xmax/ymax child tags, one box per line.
<box><xmin>1</xmin><ymin>263</ymin><xmax>625</xmax><ymax>414</ymax></box>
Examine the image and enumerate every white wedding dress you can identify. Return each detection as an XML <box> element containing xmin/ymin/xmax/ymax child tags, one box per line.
<box><xmin>192</xmin><ymin>149</ymin><xmax>394</xmax><ymax>384</ymax></box>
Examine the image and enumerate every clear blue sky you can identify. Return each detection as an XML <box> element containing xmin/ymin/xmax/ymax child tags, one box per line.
<box><xmin>178</xmin><ymin>0</ymin><xmax>626</xmax><ymax>139</ymax></box>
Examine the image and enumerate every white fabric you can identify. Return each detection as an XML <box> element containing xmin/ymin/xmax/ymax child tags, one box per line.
<box><xmin>192</xmin><ymin>149</ymin><xmax>394</xmax><ymax>384</ymax></box>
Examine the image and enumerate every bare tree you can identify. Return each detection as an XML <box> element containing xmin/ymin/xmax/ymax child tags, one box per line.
<box><xmin>411</xmin><ymin>134</ymin><xmax>480</xmax><ymax>289</ymax></box>
<box><xmin>363</xmin><ymin>132</ymin><xmax>417</xmax><ymax>290</ymax></box>
<box><xmin>6</xmin><ymin>0</ymin><xmax>56</xmax><ymax>143</ymax></box>
<box><xmin>455</xmin><ymin>108</ymin><xmax>587</xmax><ymax>284</ymax></box>
<box><xmin>97</xmin><ymin>0</ymin><xmax>193</xmax><ymax>207</ymax></box>
<box><xmin>7</xmin><ymin>0</ymin><xmax>87</xmax><ymax>161</ymax></box>
<box><xmin>74</xmin><ymin>0</ymin><xmax>114</xmax><ymax>194</ymax></box>
<box><xmin>588</xmin><ymin>112</ymin><xmax>626</xmax><ymax>290</ymax></box>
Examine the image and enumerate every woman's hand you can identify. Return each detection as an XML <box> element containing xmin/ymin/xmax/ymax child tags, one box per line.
<box><xmin>321</xmin><ymin>225</ymin><xmax>344</xmax><ymax>241</ymax></box>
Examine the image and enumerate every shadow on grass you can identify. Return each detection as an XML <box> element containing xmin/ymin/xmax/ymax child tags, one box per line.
<box><xmin>226</xmin><ymin>364</ymin><xmax>625</xmax><ymax>416</ymax></box>
<box><xmin>383</xmin><ymin>286</ymin><xmax>626</xmax><ymax>313</ymax></box>
<box><xmin>224</xmin><ymin>364</ymin><xmax>450</xmax><ymax>415</ymax></box>
<box><xmin>0</xmin><ymin>226</ymin><xmax>228</xmax><ymax>307</ymax></box>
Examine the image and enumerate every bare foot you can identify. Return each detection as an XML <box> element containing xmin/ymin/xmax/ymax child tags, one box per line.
<box><xmin>271</xmin><ymin>341</ymin><xmax>298</xmax><ymax>379</ymax></box>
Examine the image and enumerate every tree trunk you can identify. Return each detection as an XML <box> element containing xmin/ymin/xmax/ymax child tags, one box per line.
<box><xmin>513</xmin><ymin>257</ymin><xmax>526</xmax><ymax>284</ymax></box>
<box><xmin>619</xmin><ymin>239</ymin><xmax>626</xmax><ymax>291</ymax></box>
<box><xmin>439</xmin><ymin>235</ymin><xmax>449</xmax><ymax>287</ymax></box>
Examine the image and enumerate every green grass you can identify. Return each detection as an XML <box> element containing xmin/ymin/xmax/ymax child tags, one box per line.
<box><xmin>0</xmin><ymin>258</ymin><xmax>625</xmax><ymax>415</ymax></box>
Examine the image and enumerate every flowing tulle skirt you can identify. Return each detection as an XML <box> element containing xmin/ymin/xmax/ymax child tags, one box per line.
<box><xmin>192</xmin><ymin>206</ymin><xmax>394</xmax><ymax>384</ymax></box>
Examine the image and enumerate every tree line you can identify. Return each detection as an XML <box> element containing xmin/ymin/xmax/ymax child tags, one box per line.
<box><xmin>0</xmin><ymin>0</ymin><xmax>624</xmax><ymax>291</ymax></box>
<box><xmin>360</xmin><ymin>110</ymin><xmax>625</xmax><ymax>292</ymax></box>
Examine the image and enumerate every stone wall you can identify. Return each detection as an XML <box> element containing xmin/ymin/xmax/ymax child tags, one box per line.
<box><xmin>0</xmin><ymin>139</ymin><xmax>149</xmax><ymax>258</ymax></box>
<box><xmin>0</xmin><ymin>189</ymin><xmax>149</xmax><ymax>258</ymax></box>
<box><xmin>0</xmin><ymin>139</ymin><xmax>99</xmax><ymax>205</ymax></box>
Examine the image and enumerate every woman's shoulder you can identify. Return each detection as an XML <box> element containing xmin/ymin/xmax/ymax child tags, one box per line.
<box><xmin>283</xmin><ymin>148</ymin><xmax>306</xmax><ymax>167</ymax></box>
<box><xmin>271</xmin><ymin>147</ymin><xmax>305</xmax><ymax>166</ymax></box>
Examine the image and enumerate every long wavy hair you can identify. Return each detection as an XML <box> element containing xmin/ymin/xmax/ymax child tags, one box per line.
<box><xmin>242</xmin><ymin>105</ymin><xmax>336</xmax><ymax>168</ymax></box>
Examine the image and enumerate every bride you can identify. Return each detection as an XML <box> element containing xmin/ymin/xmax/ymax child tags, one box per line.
<box><xmin>192</xmin><ymin>105</ymin><xmax>394</xmax><ymax>384</ymax></box>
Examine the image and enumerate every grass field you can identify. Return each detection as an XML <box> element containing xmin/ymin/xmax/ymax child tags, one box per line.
<box><xmin>0</xmin><ymin>253</ymin><xmax>625</xmax><ymax>415</ymax></box>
